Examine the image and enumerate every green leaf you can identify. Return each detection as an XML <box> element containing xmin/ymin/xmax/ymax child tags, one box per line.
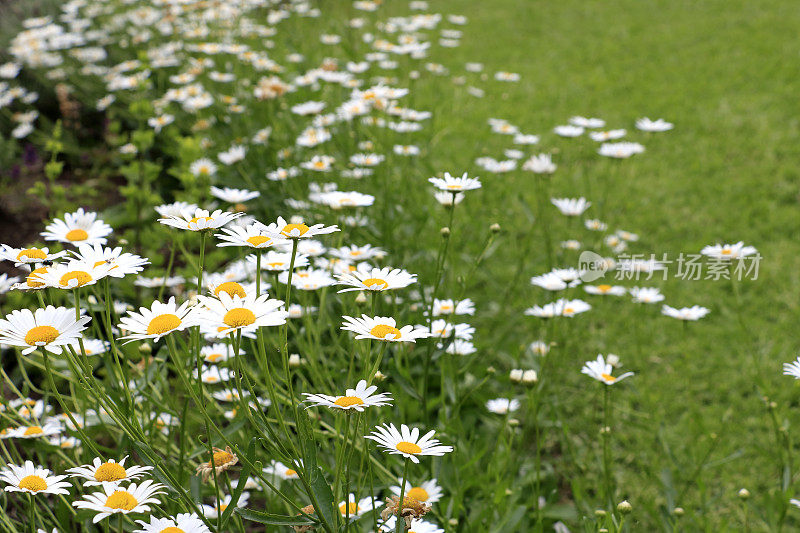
<box><xmin>235</xmin><ymin>508</ymin><xmax>316</xmax><ymax>526</ymax></box>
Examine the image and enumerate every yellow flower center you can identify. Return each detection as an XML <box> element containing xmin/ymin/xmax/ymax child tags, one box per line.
<box><xmin>362</xmin><ymin>278</ymin><xmax>388</xmax><ymax>290</ymax></box>
<box><xmin>369</xmin><ymin>324</ymin><xmax>401</xmax><ymax>340</ymax></box>
<box><xmin>446</xmin><ymin>184</ymin><xmax>463</xmax><ymax>190</ymax></box>
<box><xmin>214</xmin><ymin>281</ymin><xmax>246</xmax><ymax>298</ymax></box>
<box><xmin>24</xmin><ymin>325</ymin><xmax>60</xmax><ymax>346</ymax></box>
<box><xmin>246</xmin><ymin>235</ymin><xmax>271</xmax><ymax>247</ymax></box>
<box><xmin>65</xmin><ymin>228</ymin><xmax>89</xmax><ymax>241</ymax></box>
<box><xmin>207</xmin><ymin>353</ymin><xmax>224</xmax><ymax>362</ymax></box>
<box><xmin>313</xmin><ymin>161</ymin><xmax>326</xmax><ymax>168</ymax></box>
<box><xmin>94</xmin><ymin>462</ymin><xmax>127</xmax><ymax>482</ymax></box>
<box><xmin>26</xmin><ymin>267</ymin><xmax>48</xmax><ymax>288</ymax></box>
<box><xmin>160</xmin><ymin>528</ymin><xmax>186</xmax><ymax>533</ymax></box>
<box><xmin>395</xmin><ymin>441</ymin><xmax>422</xmax><ymax>455</ymax></box>
<box><xmin>406</xmin><ymin>487</ymin><xmax>429</xmax><ymax>501</ymax></box>
<box><xmin>597</xmin><ymin>284</ymin><xmax>612</xmax><ymax>293</ymax></box>
<box><xmin>105</xmin><ymin>490</ymin><xmax>138</xmax><ymax>510</ymax></box>
<box><xmin>60</xmin><ymin>271</ymin><xmax>92</xmax><ymax>287</ymax></box>
<box><xmin>209</xmin><ymin>451</ymin><xmax>234</xmax><ymax>466</ymax></box>
<box><xmin>17</xmin><ymin>248</ymin><xmax>47</xmax><ymax>261</ymax></box>
<box><xmin>219</xmin><ymin>503</ymin><xmax>228</xmax><ymax>512</ymax></box>
<box><xmin>18</xmin><ymin>475</ymin><xmax>47</xmax><ymax>492</ymax></box>
<box><xmin>223</xmin><ymin>308</ymin><xmax>256</xmax><ymax>328</ymax></box>
<box><xmin>146</xmin><ymin>313</ymin><xmax>182</xmax><ymax>335</ymax></box>
<box><xmin>721</xmin><ymin>249</ymin><xmax>732</xmax><ymax>255</ymax></box>
<box><xmin>284</xmin><ymin>468</ymin><xmax>297</xmax><ymax>477</ymax></box>
<box><xmin>601</xmin><ymin>373</ymin><xmax>617</xmax><ymax>383</ymax></box>
<box><xmin>562</xmin><ymin>307</ymin><xmax>575</xmax><ymax>315</ymax></box>
<box><xmin>281</xmin><ymin>223</ymin><xmax>309</xmax><ymax>237</ymax></box>
<box><xmin>339</xmin><ymin>502</ymin><xmax>359</xmax><ymax>515</ymax></box>
<box><xmin>23</xmin><ymin>426</ymin><xmax>44</xmax><ymax>436</ymax></box>
<box><xmin>333</xmin><ymin>396</ymin><xmax>364</xmax><ymax>408</ymax></box>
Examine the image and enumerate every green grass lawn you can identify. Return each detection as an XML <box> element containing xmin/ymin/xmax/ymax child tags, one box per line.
<box><xmin>407</xmin><ymin>0</ymin><xmax>800</xmax><ymax>529</ymax></box>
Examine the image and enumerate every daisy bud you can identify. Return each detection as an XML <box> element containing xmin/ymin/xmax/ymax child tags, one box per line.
<box><xmin>504</xmin><ymin>488</ymin><xmax>512</xmax><ymax>495</ymax></box>
<box><xmin>673</xmin><ymin>507</ymin><xmax>684</xmax><ymax>517</ymax></box>
<box><xmin>508</xmin><ymin>418</ymin><xmax>519</xmax><ymax>426</ymax></box>
<box><xmin>594</xmin><ymin>510</ymin><xmax>606</xmax><ymax>518</ymax></box>
<box><xmin>119</xmin><ymin>238</ymin><xmax>129</xmax><ymax>245</ymax></box>
<box><xmin>606</xmin><ymin>354</ymin><xmax>620</xmax><ymax>367</ymax></box>
<box><xmin>440</xmin><ymin>227</ymin><xmax>450</xmax><ymax>237</ymax></box>
<box><xmin>448</xmin><ymin>519</ymin><xmax>458</xmax><ymax>527</ymax></box>
<box><xmin>599</xmin><ymin>529</ymin><xmax>609</xmax><ymax>533</ymax></box>
<box><xmin>233</xmin><ymin>203</ymin><xmax>248</xmax><ymax>213</ymax></box>
<box><xmin>509</xmin><ymin>369</ymin><xmax>523</xmax><ymax>383</ymax></box>
<box><xmin>373</xmin><ymin>370</ymin><xmax>386</xmax><ymax>382</ymax></box>
<box><xmin>355</xmin><ymin>292</ymin><xmax>367</xmax><ymax>304</ymax></box>
<box><xmin>290</xmin><ymin>215</ymin><xmax>304</xmax><ymax>224</ymax></box>
<box><xmin>490</xmin><ymin>223</ymin><xmax>501</xmax><ymax>233</ymax></box>
<box><xmin>617</xmin><ymin>500</ymin><xmax>632</xmax><ymax>514</ymax></box>
<box><xmin>288</xmin><ymin>354</ymin><xmax>303</xmax><ymax>367</ymax></box>
<box><xmin>738</xmin><ymin>488</ymin><xmax>750</xmax><ymax>500</ymax></box>
<box><xmin>522</xmin><ymin>370</ymin><xmax>538</xmax><ymax>384</ymax></box>
<box><xmin>87</xmin><ymin>295</ymin><xmax>98</xmax><ymax>305</ymax></box>
<box><xmin>139</xmin><ymin>343</ymin><xmax>152</xmax><ymax>354</ymax></box>
<box><xmin>487</xmin><ymin>366</ymin><xmax>496</xmax><ymax>374</ymax></box>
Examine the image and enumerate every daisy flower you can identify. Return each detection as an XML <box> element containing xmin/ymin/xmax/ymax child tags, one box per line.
<box><xmin>249</xmin><ymin>250</ymin><xmax>310</xmax><ymax>272</ymax></box>
<box><xmin>117</xmin><ymin>297</ymin><xmax>198</xmax><ymax>343</ymax></box>
<box><xmin>318</xmin><ymin>191</ymin><xmax>375</xmax><ymax>209</ymax></box>
<box><xmin>216</xmin><ymin>223</ymin><xmax>282</xmax><ymax>249</ymax></box>
<box><xmin>303</xmin><ymin>379</ymin><xmax>393</xmax><ymax>411</ymax></box>
<box><xmin>486</xmin><ymin>398</ymin><xmax>520</xmax><ymax>414</ymax></box>
<box><xmin>263</xmin><ymin>216</ymin><xmax>339</xmax><ymax>240</ymax></box>
<box><xmin>67</xmin><ymin>456</ymin><xmax>153</xmax><ymax>486</ymax></box>
<box><xmin>201</xmin><ymin>493</ymin><xmax>249</xmax><ymax>519</ymax></box>
<box><xmin>432</xmin><ymin>298</ymin><xmax>475</xmax><ymax>316</ymax></box>
<box><xmin>530</xmin><ymin>273</ymin><xmax>569</xmax><ymax>291</ymax></box>
<box><xmin>338</xmin><ymin>493</ymin><xmax>382</xmax><ymax>518</ymax></box>
<box><xmin>210</xmin><ymin>186</ymin><xmax>260</xmax><ymax>204</ymax></box>
<box><xmin>589</xmin><ymin>129</ymin><xmax>626</xmax><ymax>142</ymax></box>
<box><xmin>73</xmin><ymin>480</ymin><xmax>166</xmax><ymax>523</ymax></box>
<box><xmin>434</xmin><ymin>191</ymin><xmax>464</xmax><ymax>205</ymax></box>
<box><xmin>134</xmin><ymin>513</ymin><xmax>210</xmax><ymax>533</ymax></box>
<box><xmin>700</xmin><ymin>241</ymin><xmax>758</xmax><ymax>260</ymax></box>
<box><xmin>280</xmin><ymin>269</ymin><xmax>336</xmax><ymax>291</ymax></box>
<box><xmin>428</xmin><ymin>172</ymin><xmax>481</xmax><ymax>192</ymax></box>
<box><xmin>301</xmin><ymin>155</ymin><xmax>335</xmax><ymax>172</ymax></box>
<box><xmin>551</xmin><ymin>197</ymin><xmax>591</xmax><ymax>216</ymax></box>
<box><xmin>195</xmin><ymin>292</ymin><xmax>287</xmax><ymax>337</ymax></box>
<box><xmin>154</xmin><ymin>202</ymin><xmax>198</xmax><ymax>218</ymax></box>
<box><xmin>522</xmin><ymin>154</ymin><xmax>556</xmax><ymax>174</ymax></box>
<box><xmin>662</xmin><ymin>305</ymin><xmax>710</xmax><ymax>321</ymax></box>
<box><xmin>35</xmin><ymin>260</ymin><xmax>113</xmax><ymax>289</ymax></box>
<box><xmin>218</xmin><ymin>145</ymin><xmax>246</xmax><ymax>165</ymax></box>
<box><xmin>341</xmin><ymin>315</ymin><xmax>430</xmax><ymax>343</ymax></box>
<box><xmin>629</xmin><ymin>287</ymin><xmax>665</xmax><ymax>304</ymax></box>
<box><xmin>0</xmin><ymin>306</ymin><xmax>90</xmax><ymax>354</ymax></box>
<box><xmin>9</xmin><ymin>421</ymin><xmax>62</xmax><ymax>439</ymax></box>
<box><xmin>336</xmin><ymin>266</ymin><xmax>416</xmax><ymax>293</ymax></box>
<box><xmin>207</xmin><ymin>280</ymin><xmax>258</xmax><ymax>300</ymax></box>
<box><xmin>263</xmin><ymin>460</ymin><xmax>301</xmax><ymax>480</ymax></box>
<box><xmin>636</xmin><ymin>117</ymin><xmax>673</xmax><ymax>132</ymax></box>
<box><xmin>201</xmin><ymin>343</ymin><xmax>239</xmax><ymax>364</ymax></box>
<box><xmin>581</xmin><ymin>354</ymin><xmax>634</xmax><ymax>385</ymax></box>
<box><xmin>428</xmin><ymin>320</ymin><xmax>474</xmax><ymax>340</ymax></box>
<box><xmin>196</xmin><ymin>446</ymin><xmax>238</xmax><ymax>482</ymax></box>
<box><xmin>553</xmin><ymin>125</ymin><xmax>584</xmax><ymax>137</ymax></box>
<box><xmin>189</xmin><ymin>159</ymin><xmax>218</xmax><ymax>178</ymax></box>
<box><xmin>598</xmin><ymin>142</ymin><xmax>645</xmax><ymax>158</ymax></box>
<box><xmin>194</xmin><ymin>365</ymin><xmax>233</xmax><ymax>385</ymax></box>
<box><xmin>365</xmin><ymin>423</ymin><xmax>453</xmax><ymax>463</ymax></box>
<box><xmin>0</xmin><ymin>273</ymin><xmax>18</xmax><ymax>293</ymax></box>
<box><xmin>569</xmin><ymin>116</ymin><xmax>605</xmax><ymax>128</ymax></box>
<box><xmin>41</xmin><ymin>208</ymin><xmax>113</xmax><ymax>246</ymax></box>
<box><xmin>71</xmin><ymin>243</ymin><xmax>149</xmax><ymax>278</ymax></box>
<box><xmin>0</xmin><ymin>461</ymin><xmax>70</xmax><ymax>495</ymax></box>
<box><xmin>0</xmin><ymin>244</ymin><xmax>66</xmax><ymax>267</ymax></box>
<box><xmin>329</xmin><ymin>244</ymin><xmax>386</xmax><ymax>261</ymax></box>
<box><xmin>389</xmin><ymin>478</ymin><xmax>443</xmax><ymax>504</ymax></box>
<box><xmin>442</xmin><ymin>339</ymin><xmax>477</xmax><ymax>355</ymax></box>
<box><xmin>783</xmin><ymin>357</ymin><xmax>800</xmax><ymax>379</ymax></box>
<box><xmin>584</xmin><ymin>284</ymin><xmax>626</xmax><ymax>296</ymax></box>
<box><xmin>158</xmin><ymin>208</ymin><xmax>243</xmax><ymax>232</ymax></box>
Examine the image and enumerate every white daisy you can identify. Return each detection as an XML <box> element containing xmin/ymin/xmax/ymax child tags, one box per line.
<box><xmin>569</xmin><ymin>116</ymin><xmax>605</xmax><ymax>128</ymax></box>
<box><xmin>216</xmin><ymin>223</ymin><xmax>283</xmax><ymax>249</ymax></box>
<box><xmin>210</xmin><ymin>186</ymin><xmax>260</xmax><ymax>204</ymax></box>
<box><xmin>700</xmin><ymin>242</ymin><xmax>758</xmax><ymax>260</ymax></box>
<box><xmin>201</xmin><ymin>343</ymin><xmax>240</xmax><ymax>364</ymax></box>
<box><xmin>263</xmin><ymin>216</ymin><xmax>339</xmax><ymax>240</ymax></box>
<box><xmin>263</xmin><ymin>460</ymin><xmax>301</xmax><ymax>480</ymax></box>
<box><xmin>336</xmin><ymin>266</ymin><xmax>416</xmax><ymax>293</ymax></box>
<box><xmin>365</xmin><ymin>423</ymin><xmax>453</xmax><ymax>463</ymax></box>
<box><xmin>154</xmin><ymin>201</ymin><xmax>198</xmax><ymax>218</ymax></box>
<box><xmin>200</xmin><ymin>492</ymin><xmax>249</xmax><ymax>519</ymax></box>
<box><xmin>598</xmin><ymin>142</ymin><xmax>645</xmax><ymax>158</ymax></box>
<box><xmin>629</xmin><ymin>287</ymin><xmax>665</xmax><ymax>304</ymax></box>
<box><xmin>41</xmin><ymin>208</ymin><xmax>113</xmax><ymax>246</ymax></box>
<box><xmin>35</xmin><ymin>260</ymin><xmax>113</xmax><ymax>290</ymax></box>
<box><xmin>581</xmin><ymin>354</ymin><xmax>634</xmax><ymax>385</ymax></box>
<box><xmin>636</xmin><ymin>117</ymin><xmax>673</xmax><ymax>132</ymax></box>
<box><xmin>338</xmin><ymin>493</ymin><xmax>382</xmax><ymax>518</ymax></box>
<box><xmin>428</xmin><ymin>172</ymin><xmax>481</xmax><ymax>192</ymax></box>
<box><xmin>71</xmin><ymin>243</ymin><xmax>149</xmax><ymax>278</ymax></box>
<box><xmin>73</xmin><ymin>480</ymin><xmax>166</xmax><ymax>523</ymax></box>
<box><xmin>134</xmin><ymin>513</ymin><xmax>210</xmax><ymax>533</ymax></box>
<box><xmin>486</xmin><ymin>398</ymin><xmax>520</xmax><ymax>414</ymax></box>
<box><xmin>189</xmin><ymin>159</ymin><xmax>218</xmax><ymax>178</ymax></box>
<box><xmin>0</xmin><ymin>461</ymin><xmax>70</xmax><ymax>495</ymax></box>
<box><xmin>584</xmin><ymin>284</ymin><xmax>626</xmax><ymax>296</ymax></box>
<box><xmin>303</xmin><ymin>380</ymin><xmax>392</xmax><ymax>411</ymax></box>
<box><xmin>551</xmin><ymin>197</ymin><xmax>591</xmax><ymax>216</ymax></box>
<box><xmin>67</xmin><ymin>456</ymin><xmax>152</xmax><ymax>486</ymax></box>
<box><xmin>0</xmin><ymin>306</ymin><xmax>90</xmax><ymax>354</ymax></box>
<box><xmin>341</xmin><ymin>315</ymin><xmax>430</xmax><ymax>343</ymax></box>
<box><xmin>432</xmin><ymin>298</ymin><xmax>475</xmax><ymax>316</ymax></box>
<box><xmin>158</xmin><ymin>208</ymin><xmax>243</xmax><ymax>231</ymax></box>
<box><xmin>194</xmin><ymin>292</ymin><xmax>287</xmax><ymax>337</ymax></box>
<box><xmin>783</xmin><ymin>357</ymin><xmax>800</xmax><ymax>380</ymax></box>
<box><xmin>389</xmin><ymin>478</ymin><xmax>443</xmax><ymax>504</ymax></box>
<box><xmin>661</xmin><ymin>305</ymin><xmax>710</xmax><ymax>321</ymax></box>
<box><xmin>329</xmin><ymin>244</ymin><xmax>386</xmax><ymax>261</ymax></box>
<box><xmin>251</xmin><ymin>250</ymin><xmax>310</xmax><ymax>272</ymax></box>
<box><xmin>117</xmin><ymin>297</ymin><xmax>198</xmax><ymax>342</ymax></box>
<box><xmin>8</xmin><ymin>421</ymin><xmax>63</xmax><ymax>439</ymax></box>
<box><xmin>0</xmin><ymin>244</ymin><xmax>66</xmax><ymax>267</ymax></box>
